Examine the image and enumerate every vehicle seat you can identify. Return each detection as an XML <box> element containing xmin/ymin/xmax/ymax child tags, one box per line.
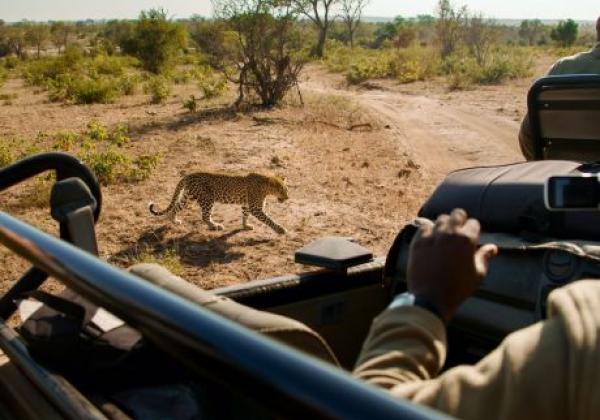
<box><xmin>129</xmin><ymin>264</ymin><xmax>340</xmax><ymax>366</ymax></box>
<box><xmin>528</xmin><ymin>75</ymin><xmax>600</xmax><ymax>160</ymax></box>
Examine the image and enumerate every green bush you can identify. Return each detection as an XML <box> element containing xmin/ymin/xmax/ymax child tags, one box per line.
<box><xmin>67</xmin><ymin>77</ymin><xmax>121</xmax><ymax>104</ymax></box>
<box><xmin>110</xmin><ymin>123</ymin><xmax>131</xmax><ymax>146</ymax></box>
<box><xmin>183</xmin><ymin>95</ymin><xmax>197</xmax><ymax>112</ymax></box>
<box><xmin>0</xmin><ymin>142</ymin><xmax>15</xmax><ymax>167</ymax></box>
<box><xmin>83</xmin><ymin>148</ymin><xmax>159</xmax><ymax>185</ymax></box>
<box><xmin>444</xmin><ymin>48</ymin><xmax>533</xmax><ymax>89</ymax></box>
<box><xmin>196</xmin><ymin>67</ymin><xmax>227</xmax><ymax>99</ymax></box>
<box><xmin>0</xmin><ymin>68</ymin><xmax>7</xmax><ymax>88</ymax></box>
<box><xmin>144</xmin><ymin>75</ymin><xmax>171</xmax><ymax>103</ymax></box>
<box><xmin>2</xmin><ymin>56</ymin><xmax>20</xmax><ymax>70</ymax></box>
<box><xmin>117</xmin><ymin>73</ymin><xmax>141</xmax><ymax>95</ymax></box>
<box><xmin>390</xmin><ymin>47</ymin><xmax>442</xmax><ymax>84</ymax></box>
<box><xmin>126</xmin><ymin>153</ymin><xmax>160</xmax><ymax>182</ymax></box>
<box><xmin>52</xmin><ymin>131</ymin><xmax>79</xmax><ymax>151</ymax></box>
<box><xmin>87</xmin><ymin>121</ymin><xmax>108</xmax><ymax>141</ymax></box>
<box><xmin>120</xmin><ymin>9</ymin><xmax>187</xmax><ymax>74</ymax></box>
<box><xmin>82</xmin><ymin>148</ymin><xmax>130</xmax><ymax>185</ymax></box>
<box><xmin>21</xmin><ymin>47</ymin><xmax>139</xmax><ymax>104</ymax></box>
<box><xmin>171</xmin><ymin>68</ymin><xmax>194</xmax><ymax>84</ymax></box>
<box><xmin>325</xmin><ymin>45</ymin><xmax>439</xmax><ymax>85</ymax></box>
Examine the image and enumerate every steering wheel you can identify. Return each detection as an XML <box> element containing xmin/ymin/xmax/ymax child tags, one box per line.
<box><xmin>0</xmin><ymin>153</ymin><xmax>102</xmax><ymax>318</ymax></box>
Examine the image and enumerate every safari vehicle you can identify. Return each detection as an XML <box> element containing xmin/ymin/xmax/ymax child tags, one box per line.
<box><xmin>0</xmin><ymin>74</ymin><xmax>599</xmax><ymax>420</ymax></box>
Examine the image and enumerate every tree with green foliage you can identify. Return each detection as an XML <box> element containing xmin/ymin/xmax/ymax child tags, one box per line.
<box><xmin>4</xmin><ymin>26</ymin><xmax>27</xmax><ymax>59</ymax></box>
<box><xmin>212</xmin><ymin>0</ymin><xmax>305</xmax><ymax>108</ymax></box>
<box><xmin>50</xmin><ymin>21</ymin><xmax>73</xmax><ymax>54</ymax></box>
<box><xmin>188</xmin><ymin>16</ymin><xmax>228</xmax><ymax>66</ymax></box>
<box><xmin>121</xmin><ymin>9</ymin><xmax>187</xmax><ymax>73</ymax></box>
<box><xmin>372</xmin><ymin>17</ymin><xmax>415</xmax><ymax>49</ymax></box>
<box><xmin>99</xmin><ymin>20</ymin><xmax>133</xmax><ymax>55</ymax></box>
<box><xmin>550</xmin><ymin>19</ymin><xmax>579</xmax><ymax>47</ymax></box>
<box><xmin>463</xmin><ymin>14</ymin><xmax>498</xmax><ymax>66</ymax></box>
<box><xmin>518</xmin><ymin>19</ymin><xmax>544</xmax><ymax>46</ymax></box>
<box><xmin>25</xmin><ymin>22</ymin><xmax>50</xmax><ymax>58</ymax></box>
<box><xmin>436</xmin><ymin>0</ymin><xmax>467</xmax><ymax>58</ymax></box>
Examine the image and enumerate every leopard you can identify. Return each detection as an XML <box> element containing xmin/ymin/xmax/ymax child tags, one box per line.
<box><xmin>149</xmin><ymin>172</ymin><xmax>289</xmax><ymax>235</ymax></box>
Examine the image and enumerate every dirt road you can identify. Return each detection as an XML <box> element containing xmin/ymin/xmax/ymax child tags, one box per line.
<box><xmin>302</xmin><ymin>67</ymin><xmax>525</xmax><ymax>179</ymax></box>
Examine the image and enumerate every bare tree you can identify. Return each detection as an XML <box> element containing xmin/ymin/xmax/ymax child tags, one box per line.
<box><xmin>213</xmin><ymin>0</ymin><xmax>305</xmax><ymax>108</ymax></box>
<box><xmin>293</xmin><ymin>0</ymin><xmax>338</xmax><ymax>57</ymax></box>
<box><xmin>340</xmin><ymin>0</ymin><xmax>370</xmax><ymax>48</ymax></box>
<box><xmin>436</xmin><ymin>0</ymin><xmax>467</xmax><ymax>59</ymax></box>
<box><xmin>463</xmin><ymin>14</ymin><xmax>498</xmax><ymax>66</ymax></box>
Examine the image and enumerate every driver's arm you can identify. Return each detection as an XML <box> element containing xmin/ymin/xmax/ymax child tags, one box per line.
<box><xmin>354</xmin><ymin>210</ymin><xmax>600</xmax><ymax>420</ymax></box>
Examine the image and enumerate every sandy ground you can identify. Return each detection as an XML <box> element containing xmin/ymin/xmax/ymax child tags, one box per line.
<box><xmin>0</xmin><ymin>61</ymin><xmax>545</xmax><ymax>291</ymax></box>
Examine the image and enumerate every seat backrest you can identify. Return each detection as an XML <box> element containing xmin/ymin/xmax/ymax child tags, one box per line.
<box><xmin>528</xmin><ymin>75</ymin><xmax>600</xmax><ymax>161</ymax></box>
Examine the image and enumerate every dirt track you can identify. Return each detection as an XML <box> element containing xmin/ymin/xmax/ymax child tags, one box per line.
<box><xmin>302</xmin><ymin>67</ymin><xmax>524</xmax><ymax>178</ymax></box>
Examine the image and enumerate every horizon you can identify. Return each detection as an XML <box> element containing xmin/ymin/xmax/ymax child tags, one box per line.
<box><xmin>0</xmin><ymin>0</ymin><xmax>598</xmax><ymax>23</ymax></box>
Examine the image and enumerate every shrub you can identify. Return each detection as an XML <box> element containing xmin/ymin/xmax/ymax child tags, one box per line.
<box><xmin>117</xmin><ymin>73</ymin><xmax>141</xmax><ymax>95</ymax></box>
<box><xmin>70</xmin><ymin>76</ymin><xmax>122</xmax><ymax>104</ymax></box>
<box><xmin>214</xmin><ymin>1</ymin><xmax>306</xmax><ymax>107</ymax></box>
<box><xmin>52</xmin><ymin>131</ymin><xmax>79</xmax><ymax>151</ymax></box>
<box><xmin>183</xmin><ymin>95</ymin><xmax>197</xmax><ymax>112</ymax></box>
<box><xmin>82</xmin><ymin>148</ymin><xmax>130</xmax><ymax>184</ymax></box>
<box><xmin>82</xmin><ymin>148</ymin><xmax>158</xmax><ymax>185</ymax></box>
<box><xmin>391</xmin><ymin>46</ymin><xmax>442</xmax><ymax>83</ymax></box>
<box><xmin>87</xmin><ymin>120</ymin><xmax>109</xmax><ymax>141</ymax></box>
<box><xmin>20</xmin><ymin>47</ymin><xmax>139</xmax><ymax>104</ymax></box>
<box><xmin>0</xmin><ymin>142</ymin><xmax>15</xmax><ymax>167</ymax></box>
<box><xmin>196</xmin><ymin>66</ymin><xmax>227</xmax><ymax>99</ymax></box>
<box><xmin>551</xmin><ymin>19</ymin><xmax>578</xmax><ymax>47</ymax></box>
<box><xmin>443</xmin><ymin>49</ymin><xmax>532</xmax><ymax>89</ymax></box>
<box><xmin>21</xmin><ymin>175</ymin><xmax>54</xmax><ymax>208</ymax></box>
<box><xmin>110</xmin><ymin>123</ymin><xmax>131</xmax><ymax>146</ymax></box>
<box><xmin>2</xmin><ymin>56</ymin><xmax>20</xmax><ymax>70</ymax></box>
<box><xmin>0</xmin><ymin>67</ymin><xmax>7</xmax><ymax>88</ymax></box>
<box><xmin>144</xmin><ymin>76</ymin><xmax>171</xmax><ymax>104</ymax></box>
<box><xmin>171</xmin><ymin>68</ymin><xmax>194</xmax><ymax>84</ymax></box>
<box><xmin>126</xmin><ymin>153</ymin><xmax>160</xmax><ymax>182</ymax></box>
<box><xmin>87</xmin><ymin>54</ymin><xmax>129</xmax><ymax>77</ymax></box>
<box><xmin>132</xmin><ymin>248</ymin><xmax>183</xmax><ymax>276</ymax></box>
<box><xmin>120</xmin><ymin>9</ymin><xmax>187</xmax><ymax>74</ymax></box>
<box><xmin>324</xmin><ymin>46</ymin><xmax>394</xmax><ymax>84</ymax></box>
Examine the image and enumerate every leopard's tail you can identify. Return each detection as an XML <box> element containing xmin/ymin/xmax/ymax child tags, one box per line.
<box><xmin>148</xmin><ymin>178</ymin><xmax>188</xmax><ymax>217</ymax></box>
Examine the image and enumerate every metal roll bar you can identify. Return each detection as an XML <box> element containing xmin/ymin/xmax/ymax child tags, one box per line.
<box><xmin>0</xmin><ymin>211</ymin><xmax>445</xmax><ymax>420</ymax></box>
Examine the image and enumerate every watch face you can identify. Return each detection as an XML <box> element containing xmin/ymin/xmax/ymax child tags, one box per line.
<box><xmin>388</xmin><ymin>292</ymin><xmax>416</xmax><ymax>310</ymax></box>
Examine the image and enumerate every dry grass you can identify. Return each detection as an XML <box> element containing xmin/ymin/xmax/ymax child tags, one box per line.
<box><xmin>0</xmin><ymin>73</ymin><xmax>424</xmax><ymax>291</ymax></box>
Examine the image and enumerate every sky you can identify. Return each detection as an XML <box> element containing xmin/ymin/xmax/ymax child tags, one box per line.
<box><xmin>0</xmin><ymin>0</ymin><xmax>598</xmax><ymax>22</ymax></box>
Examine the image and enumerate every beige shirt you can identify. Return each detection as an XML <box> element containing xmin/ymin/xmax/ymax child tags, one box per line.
<box><xmin>549</xmin><ymin>43</ymin><xmax>600</xmax><ymax>75</ymax></box>
<box><xmin>519</xmin><ymin>43</ymin><xmax>600</xmax><ymax>160</ymax></box>
<box><xmin>354</xmin><ymin>280</ymin><xmax>600</xmax><ymax>420</ymax></box>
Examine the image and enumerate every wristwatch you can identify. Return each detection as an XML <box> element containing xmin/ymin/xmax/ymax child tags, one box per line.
<box><xmin>388</xmin><ymin>292</ymin><xmax>444</xmax><ymax>322</ymax></box>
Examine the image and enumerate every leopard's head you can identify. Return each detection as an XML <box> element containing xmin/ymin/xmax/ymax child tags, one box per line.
<box><xmin>271</xmin><ymin>176</ymin><xmax>289</xmax><ymax>203</ymax></box>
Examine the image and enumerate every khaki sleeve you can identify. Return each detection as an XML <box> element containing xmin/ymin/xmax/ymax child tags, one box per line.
<box><xmin>354</xmin><ymin>281</ymin><xmax>600</xmax><ymax>420</ymax></box>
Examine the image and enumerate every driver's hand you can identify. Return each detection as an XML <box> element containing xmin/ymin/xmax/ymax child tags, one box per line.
<box><xmin>407</xmin><ymin>209</ymin><xmax>498</xmax><ymax>323</ymax></box>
